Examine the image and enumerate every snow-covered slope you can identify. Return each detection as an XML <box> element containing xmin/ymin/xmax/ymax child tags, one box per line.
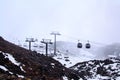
<box><xmin>53</xmin><ymin>49</ymin><xmax>95</xmax><ymax>67</ymax></box>
<box><xmin>53</xmin><ymin>41</ymin><xmax>120</xmax><ymax>68</ymax></box>
<box><xmin>52</xmin><ymin>41</ymin><xmax>103</xmax><ymax>67</ymax></box>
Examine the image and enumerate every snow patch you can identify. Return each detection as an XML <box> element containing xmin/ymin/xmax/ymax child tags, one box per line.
<box><xmin>17</xmin><ymin>74</ymin><xmax>25</xmax><ymax>78</ymax></box>
<box><xmin>62</xmin><ymin>76</ymin><xmax>68</xmax><ymax>80</ymax></box>
<box><xmin>3</xmin><ymin>53</ymin><xmax>21</xmax><ymax>66</ymax></box>
<box><xmin>51</xmin><ymin>63</ymin><xmax>55</xmax><ymax>66</ymax></box>
<box><xmin>0</xmin><ymin>52</ymin><xmax>26</xmax><ymax>75</ymax></box>
<box><xmin>51</xmin><ymin>63</ymin><xmax>55</xmax><ymax>68</ymax></box>
<box><xmin>0</xmin><ymin>65</ymin><xmax>13</xmax><ymax>74</ymax></box>
<box><xmin>20</xmin><ymin>66</ymin><xmax>26</xmax><ymax>73</ymax></box>
<box><xmin>0</xmin><ymin>65</ymin><xmax>8</xmax><ymax>71</ymax></box>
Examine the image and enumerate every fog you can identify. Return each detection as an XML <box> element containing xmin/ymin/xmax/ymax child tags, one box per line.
<box><xmin>0</xmin><ymin>0</ymin><xmax>120</xmax><ymax>44</ymax></box>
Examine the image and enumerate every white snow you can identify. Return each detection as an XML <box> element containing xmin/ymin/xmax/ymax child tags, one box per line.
<box><xmin>0</xmin><ymin>65</ymin><xmax>31</xmax><ymax>78</ymax></box>
<box><xmin>87</xmin><ymin>74</ymin><xmax>110</xmax><ymax>80</ymax></box>
<box><xmin>20</xmin><ymin>66</ymin><xmax>26</xmax><ymax>72</ymax></box>
<box><xmin>0</xmin><ymin>65</ymin><xmax>13</xmax><ymax>74</ymax></box>
<box><xmin>62</xmin><ymin>76</ymin><xmax>68</xmax><ymax>80</ymax></box>
<box><xmin>116</xmin><ymin>77</ymin><xmax>120</xmax><ymax>80</ymax></box>
<box><xmin>17</xmin><ymin>74</ymin><xmax>25</xmax><ymax>78</ymax></box>
<box><xmin>53</xmin><ymin>49</ymin><xmax>95</xmax><ymax>67</ymax></box>
<box><xmin>0</xmin><ymin>51</ymin><xmax>26</xmax><ymax>76</ymax></box>
<box><xmin>87</xmin><ymin>74</ymin><xmax>120</xmax><ymax>80</ymax></box>
<box><xmin>0</xmin><ymin>65</ymin><xmax>8</xmax><ymax>71</ymax></box>
<box><xmin>3</xmin><ymin>53</ymin><xmax>21</xmax><ymax>66</ymax></box>
<box><xmin>51</xmin><ymin>63</ymin><xmax>55</xmax><ymax>66</ymax></box>
<box><xmin>51</xmin><ymin>63</ymin><xmax>55</xmax><ymax>68</ymax></box>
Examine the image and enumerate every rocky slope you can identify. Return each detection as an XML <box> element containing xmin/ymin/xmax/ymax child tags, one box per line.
<box><xmin>0</xmin><ymin>37</ymin><xmax>79</xmax><ymax>80</ymax></box>
<box><xmin>70</xmin><ymin>57</ymin><xmax>120</xmax><ymax>80</ymax></box>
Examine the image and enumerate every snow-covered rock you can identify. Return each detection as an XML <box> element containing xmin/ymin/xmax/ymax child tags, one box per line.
<box><xmin>70</xmin><ymin>57</ymin><xmax>120</xmax><ymax>80</ymax></box>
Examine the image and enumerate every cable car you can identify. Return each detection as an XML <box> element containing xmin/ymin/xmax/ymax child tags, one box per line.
<box><xmin>85</xmin><ymin>40</ymin><xmax>91</xmax><ymax>49</ymax></box>
<box><xmin>77</xmin><ymin>40</ymin><xmax>82</xmax><ymax>48</ymax></box>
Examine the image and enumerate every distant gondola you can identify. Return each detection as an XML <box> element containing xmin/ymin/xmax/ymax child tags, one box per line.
<box><xmin>77</xmin><ymin>40</ymin><xmax>82</xmax><ymax>48</ymax></box>
<box><xmin>85</xmin><ymin>40</ymin><xmax>91</xmax><ymax>49</ymax></box>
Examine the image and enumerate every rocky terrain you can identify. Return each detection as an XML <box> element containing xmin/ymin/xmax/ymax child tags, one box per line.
<box><xmin>70</xmin><ymin>57</ymin><xmax>120</xmax><ymax>80</ymax></box>
<box><xmin>0</xmin><ymin>37</ymin><xmax>79</xmax><ymax>80</ymax></box>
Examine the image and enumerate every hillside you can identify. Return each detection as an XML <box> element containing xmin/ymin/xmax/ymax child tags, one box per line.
<box><xmin>0</xmin><ymin>37</ymin><xmax>79</xmax><ymax>80</ymax></box>
<box><xmin>1</xmin><ymin>36</ymin><xmax>120</xmax><ymax>80</ymax></box>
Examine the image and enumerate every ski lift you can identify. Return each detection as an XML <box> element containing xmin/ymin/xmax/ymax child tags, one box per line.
<box><xmin>64</xmin><ymin>56</ymin><xmax>69</xmax><ymax>59</ymax></box>
<box><xmin>39</xmin><ymin>43</ymin><xmax>44</xmax><ymax>48</ymax></box>
<box><xmin>39</xmin><ymin>45</ymin><xmax>44</xmax><ymax>48</ymax></box>
<box><xmin>33</xmin><ymin>43</ymin><xmax>38</xmax><ymax>48</ymax></box>
<box><xmin>33</xmin><ymin>45</ymin><xmax>38</xmax><ymax>47</ymax></box>
<box><xmin>65</xmin><ymin>58</ymin><xmax>70</xmax><ymax>62</ymax></box>
<box><xmin>85</xmin><ymin>40</ymin><xmax>91</xmax><ymax>49</ymax></box>
<box><xmin>57</xmin><ymin>57</ymin><xmax>62</xmax><ymax>59</ymax></box>
<box><xmin>77</xmin><ymin>40</ymin><xmax>82</xmax><ymax>48</ymax></box>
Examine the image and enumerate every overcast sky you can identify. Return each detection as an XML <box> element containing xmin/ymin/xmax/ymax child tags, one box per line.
<box><xmin>0</xmin><ymin>0</ymin><xmax>120</xmax><ymax>44</ymax></box>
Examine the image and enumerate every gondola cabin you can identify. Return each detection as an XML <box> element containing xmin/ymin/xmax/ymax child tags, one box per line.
<box><xmin>77</xmin><ymin>41</ymin><xmax>82</xmax><ymax>48</ymax></box>
<box><xmin>85</xmin><ymin>41</ymin><xmax>91</xmax><ymax>49</ymax></box>
<box><xmin>77</xmin><ymin>40</ymin><xmax>91</xmax><ymax>49</ymax></box>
